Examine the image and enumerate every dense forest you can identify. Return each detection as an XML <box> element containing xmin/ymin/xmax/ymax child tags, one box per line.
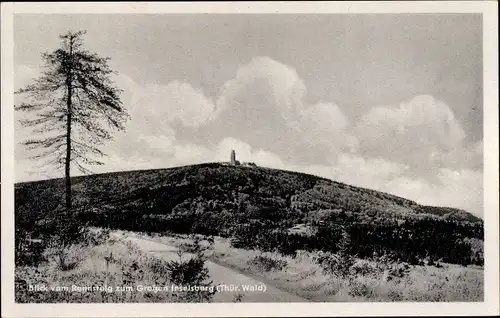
<box><xmin>16</xmin><ymin>163</ymin><xmax>484</xmax><ymax>266</ymax></box>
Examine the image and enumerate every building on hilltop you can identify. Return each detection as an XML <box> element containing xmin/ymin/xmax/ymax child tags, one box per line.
<box><xmin>230</xmin><ymin>150</ymin><xmax>236</xmax><ymax>166</ymax></box>
<box><xmin>230</xmin><ymin>149</ymin><xmax>239</xmax><ymax>165</ymax></box>
<box><xmin>229</xmin><ymin>149</ymin><xmax>256</xmax><ymax>167</ymax></box>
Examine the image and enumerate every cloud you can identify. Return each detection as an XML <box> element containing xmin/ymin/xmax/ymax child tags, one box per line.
<box><xmin>172</xmin><ymin>142</ymin><xmax>213</xmax><ymax>164</ymax></box>
<box><xmin>431</xmin><ymin>138</ymin><xmax>483</xmax><ymax>171</ymax></box>
<box><xmin>212</xmin><ymin>57</ymin><xmax>354</xmax><ymax>163</ymax></box>
<box><xmin>330</xmin><ymin>154</ymin><xmax>409</xmax><ymax>189</ymax></box>
<box><xmin>385</xmin><ymin>169</ymin><xmax>483</xmax><ymax>216</ymax></box>
<box><xmin>294</xmin><ymin>157</ymin><xmax>481</xmax><ymax>216</ymax></box>
<box><xmin>298</xmin><ymin>102</ymin><xmax>358</xmax><ymax>155</ymax></box>
<box><xmin>216</xmin><ymin>56</ymin><xmax>306</xmax><ymax>121</ymax></box>
<box><xmin>85</xmin><ymin>74</ymin><xmax>218</xmax><ymax>173</ymax></box>
<box><xmin>115</xmin><ymin>75</ymin><xmax>216</xmax><ymax>132</ymax></box>
<box><xmin>282</xmin><ymin>154</ymin><xmax>410</xmax><ymax>196</ymax></box>
<box><xmin>355</xmin><ymin>95</ymin><xmax>467</xmax><ymax>168</ymax></box>
<box><xmin>135</xmin><ymin>81</ymin><xmax>215</xmax><ymax>128</ymax></box>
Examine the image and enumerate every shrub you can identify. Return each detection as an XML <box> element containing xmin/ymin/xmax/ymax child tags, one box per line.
<box><xmin>374</xmin><ymin>254</ymin><xmax>412</xmax><ymax>281</ymax></box>
<box><xmin>40</xmin><ymin>227</ymin><xmax>112</xmax><ymax>271</ymax></box>
<box><xmin>315</xmin><ymin>251</ymin><xmax>355</xmax><ymax>278</ymax></box>
<box><xmin>15</xmin><ymin>239</ymin><xmax>46</xmax><ymax>267</ymax></box>
<box><xmin>350</xmin><ymin>261</ymin><xmax>378</xmax><ymax>277</ymax></box>
<box><xmin>165</xmin><ymin>237</ymin><xmax>216</xmax><ymax>303</ymax></box>
<box><xmin>15</xmin><ymin>240</ymin><xmax>177</xmax><ymax>303</ymax></box>
<box><xmin>179</xmin><ymin>235</ymin><xmax>213</xmax><ymax>255</ymax></box>
<box><xmin>43</xmin><ymin>241</ymin><xmax>88</xmax><ymax>271</ymax></box>
<box><xmin>81</xmin><ymin>228</ymin><xmax>111</xmax><ymax>246</ymax></box>
<box><xmin>315</xmin><ymin>228</ymin><xmax>356</xmax><ymax>278</ymax></box>
<box><xmin>147</xmin><ymin>256</ymin><xmax>170</xmax><ymax>277</ymax></box>
<box><xmin>387</xmin><ymin>262</ymin><xmax>411</xmax><ymax>281</ymax></box>
<box><xmin>248</xmin><ymin>255</ymin><xmax>287</xmax><ymax>272</ymax></box>
<box><xmin>348</xmin><ymin>280</ymin><xmax>373</xmax><ymax>298</ymax></box>
<box><xmin>276</xmin><ymin>232</ymin><xmax>311</xmax><ymax>256</ymax></box>
<box><xmin>167</xmin><ymin>253</ymin><xmax>208</xmax><ymax>285</ymax></box>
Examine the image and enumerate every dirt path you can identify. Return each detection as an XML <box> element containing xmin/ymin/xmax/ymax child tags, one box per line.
<box><xmin>121</xmin><ymin>234</ymin><xmax>307</xmax><ymax>303</ymax></box>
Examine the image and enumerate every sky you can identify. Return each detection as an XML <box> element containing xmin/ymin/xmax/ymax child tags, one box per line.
<box><xmin>13</xmin><ymin>14</ymin><xmax>483</xmax><ymax>216</ymax></box>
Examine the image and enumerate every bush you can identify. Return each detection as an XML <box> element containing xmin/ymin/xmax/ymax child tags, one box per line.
<box><xmin>248</xmin><ymin>255</ymin><xmax>287</xmax><ymax>272</ymax></box>
<box><xmin>314</xmin><ymin>228</ymin><xmax>357</xmax><ymax>278</ymax></box>
<box><xmin>167</xmin><ymin>254</ymin><xmax>209</xmax><ymax>285</ymax></box>
<box><xmin>374</xmin><ymin>254</ymin><xmax>412</xmax><ymax>281</ymax></box>
<box><xmin>15</xmin><ymin>239</ymin><xmax>46</xmax><ymax>267</ymax></box>
<box><xmin>40</xmin><ymin>227</ymin><xmax>111</xmax><ymax>271</ymax></box>
<box><xmin>16</xmin><ymin>240</ymin><xmax>178</xmax><ymax>303</ymax></box>
<box><xmin>178</xmin><ymin>235</ymin><xmax>213</xmax><ymax>255</ymax></box>
<box><xmin>315</xmin><ymin>251</ymin><xmax>355</xmax><ymax>278</ymax></box>
<box><xmin>43</xmin><ymin>241</ymin><xmax>88</xmax><ymax>271</ymax></box>
<box><xmin>165</xmin><ymin>237</ymin><xmax>216</xmax><ymax>303</ymax></box>
<box><xmin>276</xmin><ymin>232</ymin><xmax>311</xmax><ymax>256</ymax></box>
<box><xmin>230</xmin><ymin>222</ymin><xmax>261</xmax><ymax>250</ymax></box>
<box><xmin>350</xmin><ymin>261</ymin><xmax>378</xmax><ymax>277</ymax></box>
<box><xmin>348</xmin><ymin>280</ymin><xmax>373</xmax><ymax>298</ymax></box>
<box><xmin>387</xmin><ymin>262</ymin><xmax>411</xmax><ymax>281</ymax></box>
<box><xmin>81</xmin><ymin>228</ymin><xmax>111</xmax><ymax>246</ymax></box>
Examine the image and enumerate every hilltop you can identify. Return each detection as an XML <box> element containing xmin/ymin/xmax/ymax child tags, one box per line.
<box><xmin>15</xmin><ymin>162</ymin><xmax>483</xmax><ymax>266</ymax></box>
<box><xmin>15</xmin><ymin>162</ymin><xmax>480</xmax><ymax>222</ymax></box>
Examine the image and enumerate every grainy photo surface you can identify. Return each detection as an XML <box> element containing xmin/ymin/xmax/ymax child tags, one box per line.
<box><xmin>2</xmin><ymin>3</ymin><xmax>498</xmax><ymax>316</ymax></box>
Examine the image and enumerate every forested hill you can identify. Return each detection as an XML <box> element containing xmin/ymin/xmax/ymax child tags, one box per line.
<box><xmin>15</xmin><ymin>162</ymin><xmax>481</xmax><ymax>224</ymax></box>
<box><xmin>16</xmin><ymin>162</ymin><xmax>483</xmax><ymax>266</ymax></box>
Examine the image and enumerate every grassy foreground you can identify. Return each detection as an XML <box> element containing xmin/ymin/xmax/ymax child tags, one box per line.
<box><xmin>15</xmin><ymin>230</ymin><xmax>213</xmax><ymax>303</ymax></box>
<box><xmin>143</xmin><ymin>232</ymin><xmax>484</xmax><ymax>302</ymax></box>
<box><xmin>16</xmin><ymin>228</ymin><xmax>483</xmax><ymax>303</ymax></box>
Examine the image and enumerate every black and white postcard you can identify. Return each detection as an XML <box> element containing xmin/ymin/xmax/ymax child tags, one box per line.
<box><xmin>1</xmin><ymin>2</ymin><xmax>498</xmax><ymax>317</ymax></box>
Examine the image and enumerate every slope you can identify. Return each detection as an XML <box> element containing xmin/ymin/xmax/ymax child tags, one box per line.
<box><xmin>15</xmin><ymin>162</ymin><xmax>484</xmax><ymax>266</ymax></box>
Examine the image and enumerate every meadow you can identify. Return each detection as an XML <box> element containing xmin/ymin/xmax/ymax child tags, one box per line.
<box><xmin>15</xmin><ymin>229</ymin><xmax>215</xmax><ymax>303</ymax></box>
<box><xmin>142</xmin><ymin>232</ymin><xmax>484</xmax><ymax>302</ymax></box>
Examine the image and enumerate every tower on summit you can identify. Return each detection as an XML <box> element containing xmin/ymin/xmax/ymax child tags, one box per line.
<box><xmin>230</xmin><ymin>149</ymin><xmax>236</xmax><ymax>165</ymax></box>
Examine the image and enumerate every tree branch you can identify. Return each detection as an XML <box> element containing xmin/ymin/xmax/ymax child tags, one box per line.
<box><xmin>23</xmin><ymin>134</ymin><xmax>67</xmax><ymax>150</ymax></box>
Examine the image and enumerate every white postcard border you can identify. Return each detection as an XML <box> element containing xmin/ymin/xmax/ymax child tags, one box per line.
<box><xmin>1</xmin><ymin>2</ymin><xmax>498</xmax><ymax>317</ymax></box>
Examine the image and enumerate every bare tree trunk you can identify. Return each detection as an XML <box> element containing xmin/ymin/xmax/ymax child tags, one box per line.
<box><xmin>65</xmin><ymin>91</ymin><xmax>72</xmax><ymax>214</ymax></box>
<box><xmin>65</xmin><ymin>40</ymin><xmax>73</xmax><ymax>215</ymax></box>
